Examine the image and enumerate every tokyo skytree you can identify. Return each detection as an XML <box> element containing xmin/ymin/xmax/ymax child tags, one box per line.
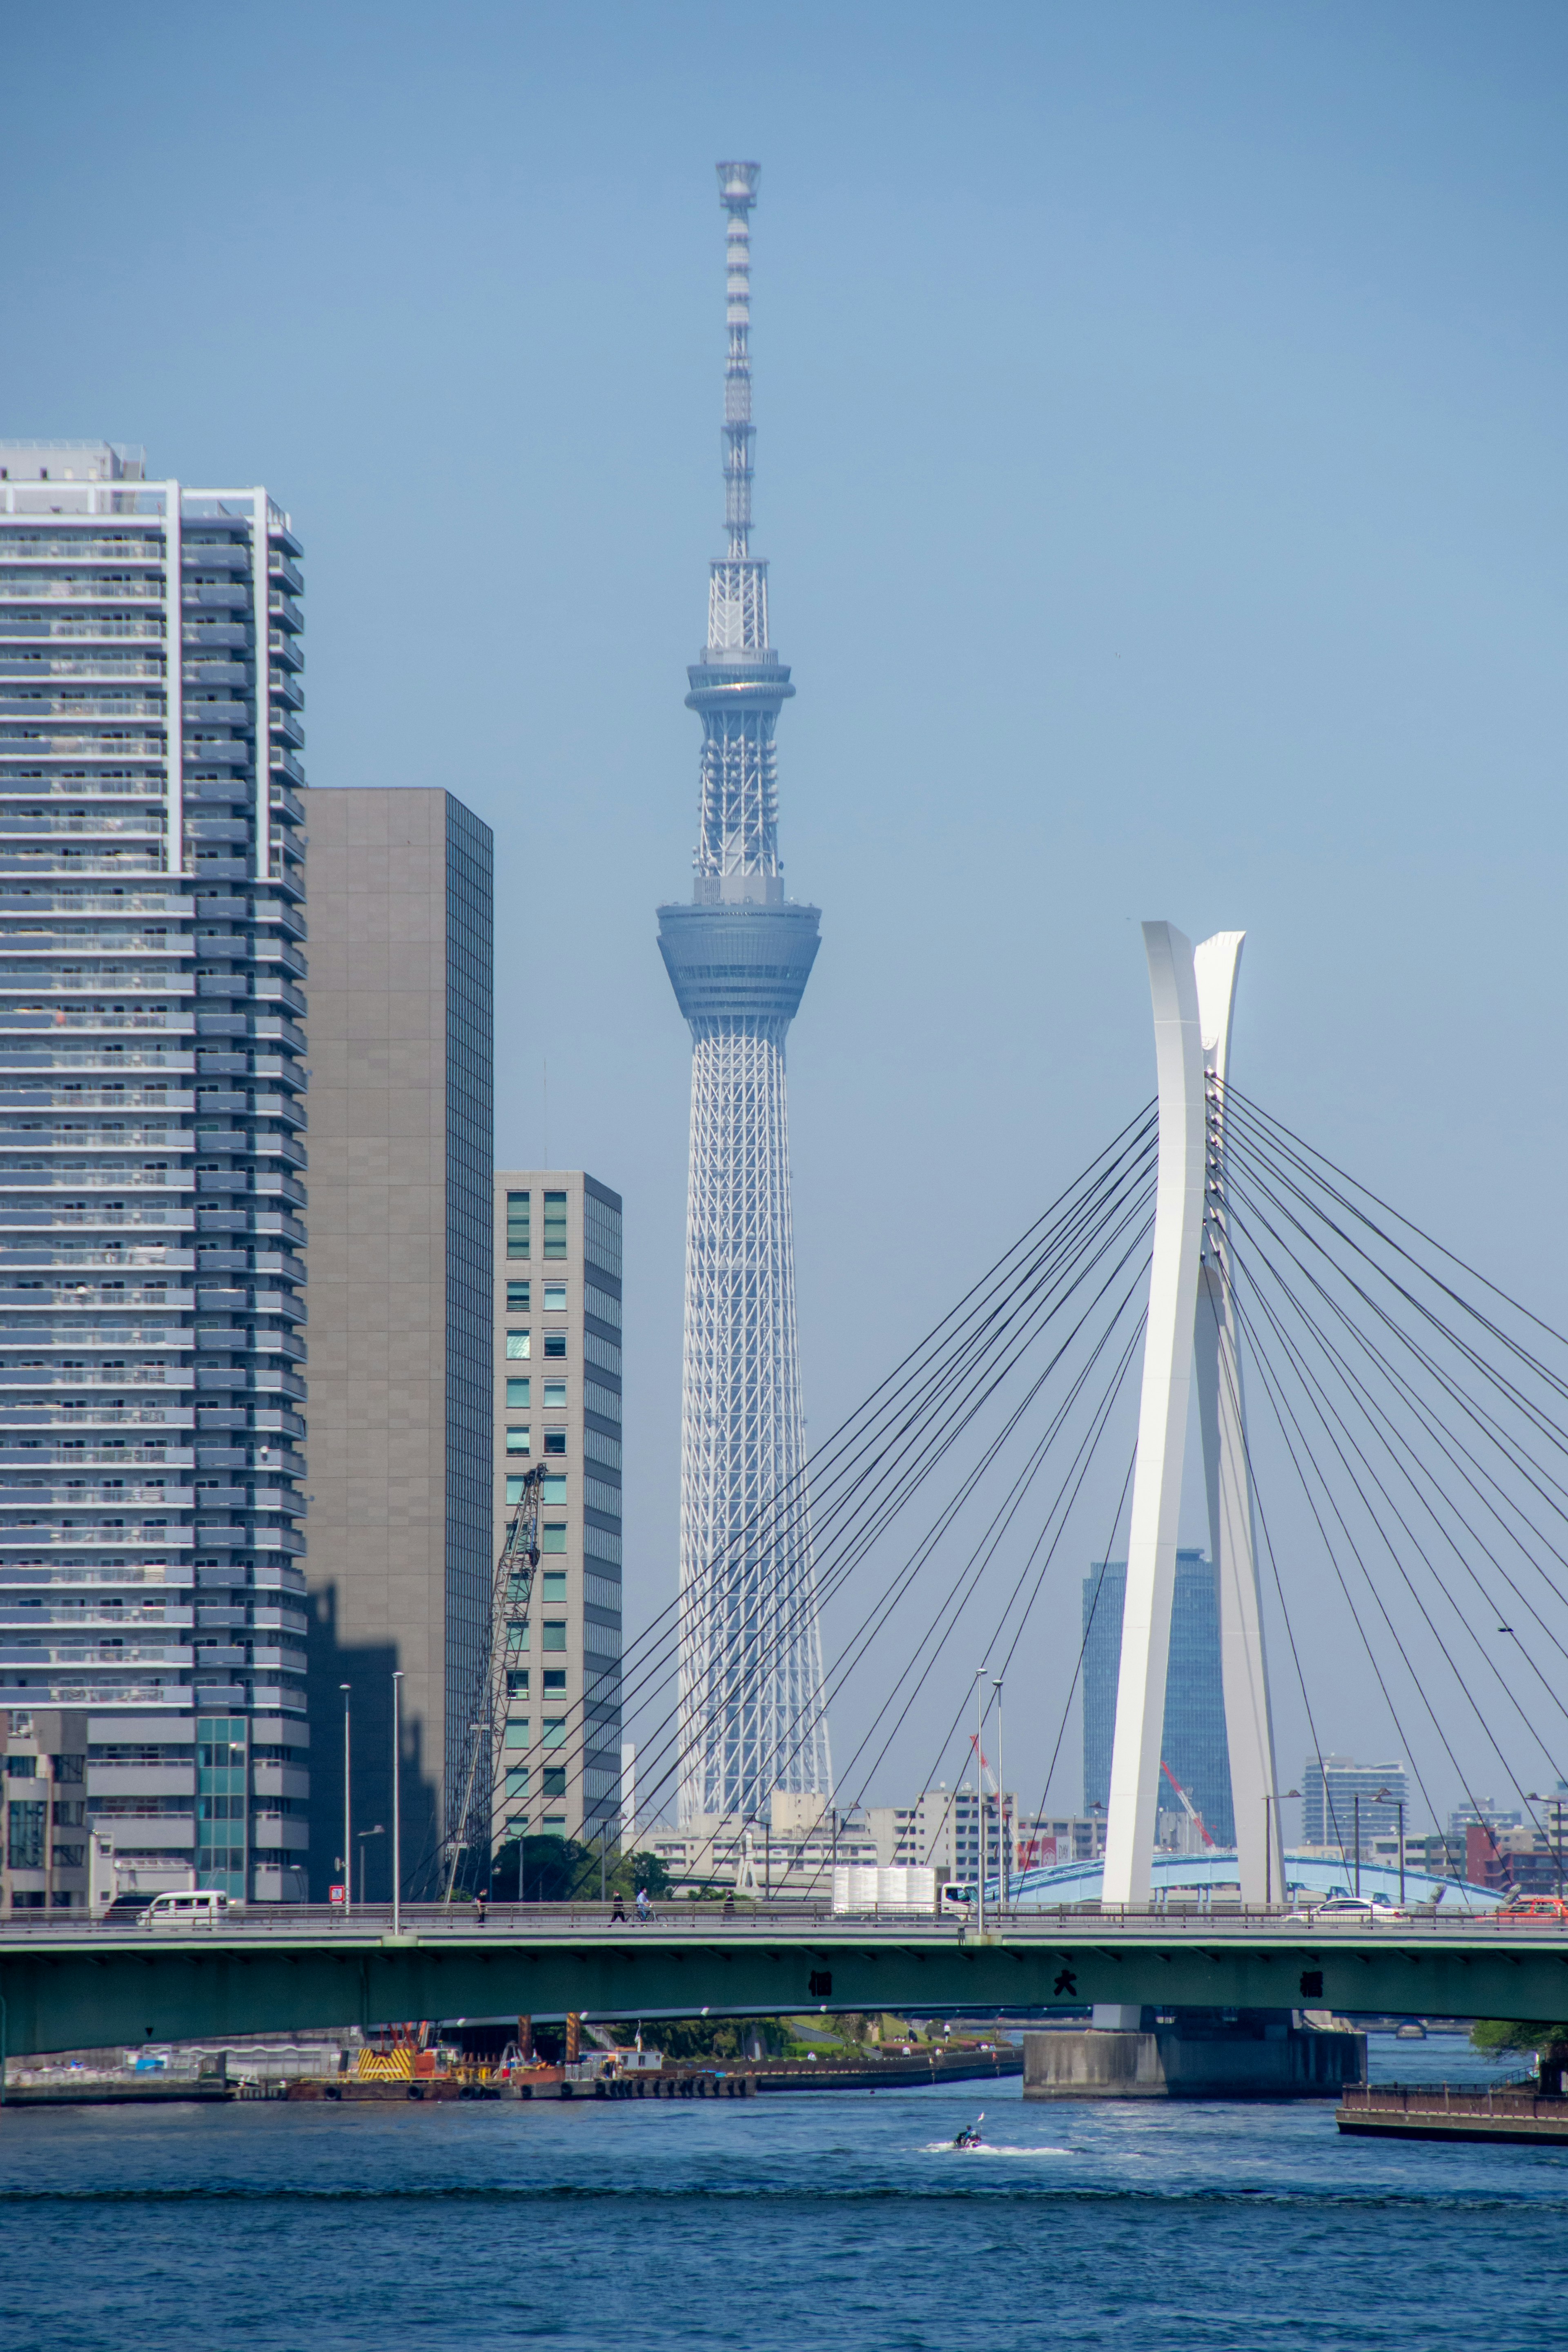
<box><xmin>658</xmin><ymin>162</ymin><xmax>833</xmax><ymax>1826</ymax></box>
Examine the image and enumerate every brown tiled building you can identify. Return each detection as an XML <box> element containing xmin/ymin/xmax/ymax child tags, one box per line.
<box><xmin>301</xmin><ymin>787</ymin><xmax>492</xmax><ymax>1901</ymax></box>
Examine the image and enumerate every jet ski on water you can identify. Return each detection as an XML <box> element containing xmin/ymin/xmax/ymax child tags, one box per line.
<box><xmin>952</xmin><ymin>2113</ymin><xmax>984</xmax><ymax>2150</ymax></box>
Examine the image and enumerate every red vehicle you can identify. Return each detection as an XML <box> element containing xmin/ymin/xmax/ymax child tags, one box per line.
<box><xmin>1499</xmin><ymin>1894</ymin><xmax>1568</xmax><ymax>1924</ymax></box>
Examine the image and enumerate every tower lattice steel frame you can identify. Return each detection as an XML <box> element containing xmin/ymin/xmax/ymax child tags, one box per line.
<box><xmin>658</xmin><ymin>162</ymin><xmax>833</xmax><ymax>1826</ymax></box>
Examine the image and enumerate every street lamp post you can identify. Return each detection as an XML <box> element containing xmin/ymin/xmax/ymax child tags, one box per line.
<box><xmin>1263</xmin><ymin>1790</ymin><xmax>1301</xmax><ymax>1909</ymax></box>
<box><xmin>341</xmin><ymin>1684</ymin><xmax>352</xmax><ymax>1919</ymax></box>
<box><xmin>975</xmin><ymin>1668</ymin><xmax>988</xmax><ymax>1937</ymax></box>
<box><xmin>1368</xmin><ymin>1786</ymin><xmax>1394</xmax><ymax>1906</ymax></box>
<box><xmin>391</xmin><ymin>1671</ymin><xmax>405</xmax><ymax>1934</ymax></box>
<box><xmin>993</xmin><ymin>1675</ymin><xmax>1006</xmax><ymax>1915</ymax></box>
<box><xmin>357</xmin><ymin>1824</ymin><xmax>384</xmax><ymax>1909</ymax></box>
<box><xmin>1527</xmin><ymin>1795</ymin><xmax>1564</xmax><ymax>1900</ymax></box>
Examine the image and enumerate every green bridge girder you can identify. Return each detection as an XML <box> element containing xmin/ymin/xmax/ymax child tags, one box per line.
<box><xmin>3</xmin><ymin>1916</ymin><xmax>1568</xmax><ymax>2057</ymax></box>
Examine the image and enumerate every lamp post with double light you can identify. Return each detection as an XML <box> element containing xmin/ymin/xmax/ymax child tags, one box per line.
<box><xmin>1263</xmin><ymin>1789</ymin><xmax>1300</xmax><ymax>1909</ymax></box>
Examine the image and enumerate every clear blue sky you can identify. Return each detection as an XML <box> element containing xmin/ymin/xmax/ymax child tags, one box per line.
<box><xmin>8</xmin><ymin>2</ymin><xmax>1565</xmax><ymax>1826</ymax></box>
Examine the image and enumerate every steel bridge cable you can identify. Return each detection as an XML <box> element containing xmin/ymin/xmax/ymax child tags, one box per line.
<box><xmin>1221</xmin><ymin>1117</ymin><xmax>1568</xmax><ymax>1583</ymax></box>
<box><xmin>1221</xmin><ymin>1091</ymin><xmax>1568</xmax><ymax>1466</ymax></box>
<box><xmin>429</xmin><ymin>1115</ymin><xmax>1147</xmax><ymax>1888</ymax></box>
<box><xmin>1222</xmin><ymin>1192</ymin><xmax>1568</xmax><ymax>1817</ymax></box>
<box><xmin>1221</xmin><ymin>1104</ymin><xmax>1568</xmax><ymax>1529</ymax></box>
<box><xmin>707</xmin><ymin>1298</ymin><xmax>1148</xmax><ymax>1898</ymax></box>
<box><xmin>605</xmin><ymin>1116</ymin><xmax>1160</xmax><ymax>1734</ymax></box>
<box><xmin>455</xmin><ymin>1121</ymin><xmax>1160</xmax><ymax>1870</ymax></box>
<box><xmin>1024</xmin><ymin>1434</ymin><xmax>1139</xmax><ymax>1841</ymax></box>
<box><xmin>837</xmin><ymin>1311</ymin><xmax>1149</xmax><ymax>1884</ymax></box>
<box><xmin>1221</xmin><ymin>1142</ymin><xmax>1568</xmax><ymax>1702</ymax></box>
<box><xmin>1222</xmin><ymin>1082</ymin><xmax>1568</xmax><ymax>1363</ymax></box>
<box><xmin>1206</xmin><ymin>1264</ymin><xmax>1350</xmax><ymax>1885</ymax></box>
<box><xmin>790</xmin><ymin>1284</ymin><xmax>1151</xmax><ymax>1868</ymax></box>
<box><xmin>623</xmin><ymin>1209</ymin><xmax>1159</xmax><ymax>1838</ymax></box>
<box><xmin>1222</xmin><ymin>1247</ymin><xmax>1486</xmax><ymax>1840</ymax></box>
<box><xmin>602</xmin><ymin>1155</ymin><xmax>1160</xmax><ymax>1794</ymax></box>
<box><xmin>604</xmin><ymin>1221</ymin><xmax>1155</xmax><ymax>1876</ymax></box>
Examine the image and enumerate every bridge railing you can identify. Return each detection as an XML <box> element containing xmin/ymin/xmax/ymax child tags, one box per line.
<box><xmin>0</xmin><ymin>1899</ymin><xmax>1561</xmax><ymax>1941</ymax></box>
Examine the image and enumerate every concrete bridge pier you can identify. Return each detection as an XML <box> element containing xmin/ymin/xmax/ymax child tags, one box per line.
<box><xmin>1023</xmin><ymin>2009</ymin><xmax>1365</xmax><ymax>2099</ymax></box>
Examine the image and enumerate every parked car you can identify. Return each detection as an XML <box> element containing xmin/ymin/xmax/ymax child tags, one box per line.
<box><xmin>1288</xmin><ymin>1894</ymin><xmax>1407</xmax><ymax>1923</ymax></box>
<box><xmin>138</xmin><ymin>1890</ymin><xmax>241</xmax><ymax>1931</ymax></box>
<box><xmin>1498</xmin><ymin>1894</ymin><xmax>1568</xmax><ymax>1924</ymax></box>
<box><xmin>100</xmin><ymin>1893</ymin><xmax>156</xmax><ymax>1925</ymax></box>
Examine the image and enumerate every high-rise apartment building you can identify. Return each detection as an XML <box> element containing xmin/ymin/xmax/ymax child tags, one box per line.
<box><xmin>0</xmin><ymin>441</ymin><xmax>310</xmax><ymax>1904</ymax></box>
<box><xmin>301</xmin><ymin>788</ymin><xmax>492</xmax><ymax>1902</ymax></box>
<box><xmin>491</xmin><ymin>1170</ymin><xmax>622</xmax><ymax>1854</ymax></box>
<box><xmin>1083</xmin><ymin>1552</ymin><xmax>1235</xmax><ymax>1846</ymax></box>
<box><xmin>1301</xmin><ymin>1754</ymin><xmax>1408</xmax><ymax>1855</ymax></box>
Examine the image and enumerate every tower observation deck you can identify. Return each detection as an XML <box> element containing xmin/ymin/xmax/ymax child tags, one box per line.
<box><xmin>658</xmin><ymin>162</ymin><xmax>832</xmax><ymax>1827</ymax></box>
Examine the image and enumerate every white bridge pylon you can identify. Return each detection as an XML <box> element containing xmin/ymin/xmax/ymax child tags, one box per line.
<box><xmin>1100</xmin><ymin>923</ymin><xmax>1283</xmax><ymax>1909</ymax></box>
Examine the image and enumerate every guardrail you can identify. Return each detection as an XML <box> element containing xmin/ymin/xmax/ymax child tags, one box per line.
<box><xmin>0</xmin><ymin>1900</ymin><xmax>1562</xmax><ymax>1943</ymax></box>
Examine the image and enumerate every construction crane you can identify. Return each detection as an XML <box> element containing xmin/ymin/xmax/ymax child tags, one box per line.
<box><xmin>1160</xmin><ymin>1759</ymin><xmax>1215</xmax><ymax>1850</ymax></box>
<box><xmin>441</xmin><ymin>1465</ymin><xmax>546</xmax><ymax>1903</ymax></box>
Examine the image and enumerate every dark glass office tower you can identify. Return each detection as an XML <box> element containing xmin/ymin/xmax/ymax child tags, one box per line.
<box><xmin>1082</xmin><ymin>1552</ymin><xmax>1235</xmax><ymax>1846</ymax></box>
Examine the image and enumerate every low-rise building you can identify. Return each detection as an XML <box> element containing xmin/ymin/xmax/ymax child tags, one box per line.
<box><xmin>2</xmin><ymin>1707</ymin><xmax>88</xmax><ymax>1911</ymax></box>
<box><xmin>864</xmin><ymin>1784</ymin><xmax>1021</xmax><ymax>1882</ymax></box>
<box><xmin>648</xmin><ymin>1791</ymin><xmax>875</xmax><ymax>1898</ymax></box>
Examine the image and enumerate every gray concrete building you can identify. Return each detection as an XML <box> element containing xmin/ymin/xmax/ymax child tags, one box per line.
<box><xmin>302</xmin><ymin>788</ymin><xmax>492</xmax><ymax>1901</ymax></box>
<box><xmin>492</xmin><ymin>1169</ymin><xmax>622</xmax><ymax>1857</ymax></box>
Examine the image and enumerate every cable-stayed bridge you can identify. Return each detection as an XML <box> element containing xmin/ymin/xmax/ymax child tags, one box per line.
<box><xmin>7</xmin><ymin>918</ymin><xmax>1568</xmax><ymax>2051</ymax></box>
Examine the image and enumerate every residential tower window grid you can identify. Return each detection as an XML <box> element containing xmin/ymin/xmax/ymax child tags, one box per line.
<box><xmin>0</xmin><ymin>442</ymin><xmax>309</xmax><ymax>1905</ymax></box>
<box><xmin>492</xmin><ymin>1172</ymin><xmax>622</xmax><ymax>1855</ymax></box>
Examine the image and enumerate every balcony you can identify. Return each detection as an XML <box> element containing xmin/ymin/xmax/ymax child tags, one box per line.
<box><xmin>182</xmin><ymin>584</ymin><xmax>248</xmax><ymax>612</ymax></box>
<box><xmin>0</xmin><ymin>578</ymin><xmax>162</xmax><ymax>602</ymax></box>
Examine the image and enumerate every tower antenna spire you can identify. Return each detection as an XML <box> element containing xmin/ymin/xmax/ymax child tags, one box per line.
<box><xmin>717</xmin><ymin>160</ymin><xmax>760</xmax><ymax>559</ymax></box>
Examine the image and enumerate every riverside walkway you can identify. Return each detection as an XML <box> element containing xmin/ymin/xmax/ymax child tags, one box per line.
<box><xmin>1</xmin><ymin>1904</ymin><xmax>1564</xmax><ymax>2059</ymax></box>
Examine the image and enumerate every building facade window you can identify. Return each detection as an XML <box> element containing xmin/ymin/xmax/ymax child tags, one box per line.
<box><xmin>506</xmin><ymin>1192</ymin><xmax>531</xmax><ymax>1258</ymax></box>
<box><xmin>493</xmin><ymin>1170</ymin><xmax>622</xmax><ymax>1856</ymax></box>
<box><xmin>505</xmin><ymin>1429</ymin><xmax>531</xmax><ymax>1455</ymax></box>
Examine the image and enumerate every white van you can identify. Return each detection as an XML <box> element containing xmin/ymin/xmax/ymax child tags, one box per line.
<box><xmin>139</xmin><ymin>1889</ymin><xmax>241</xmax><ymax>1931</ymax></box>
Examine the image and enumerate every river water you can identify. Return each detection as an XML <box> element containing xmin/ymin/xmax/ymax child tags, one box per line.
<box><xmin>0</xmin><ymin>2037</ymin><xmax>1561</xmax><ymax>2351</ymax></box>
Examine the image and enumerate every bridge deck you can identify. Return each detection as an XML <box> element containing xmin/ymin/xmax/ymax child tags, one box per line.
<box><xmin>1</xmin><ymin>1906</ymin><xmax>1565</xmax><ymax>2059</ymax></box>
